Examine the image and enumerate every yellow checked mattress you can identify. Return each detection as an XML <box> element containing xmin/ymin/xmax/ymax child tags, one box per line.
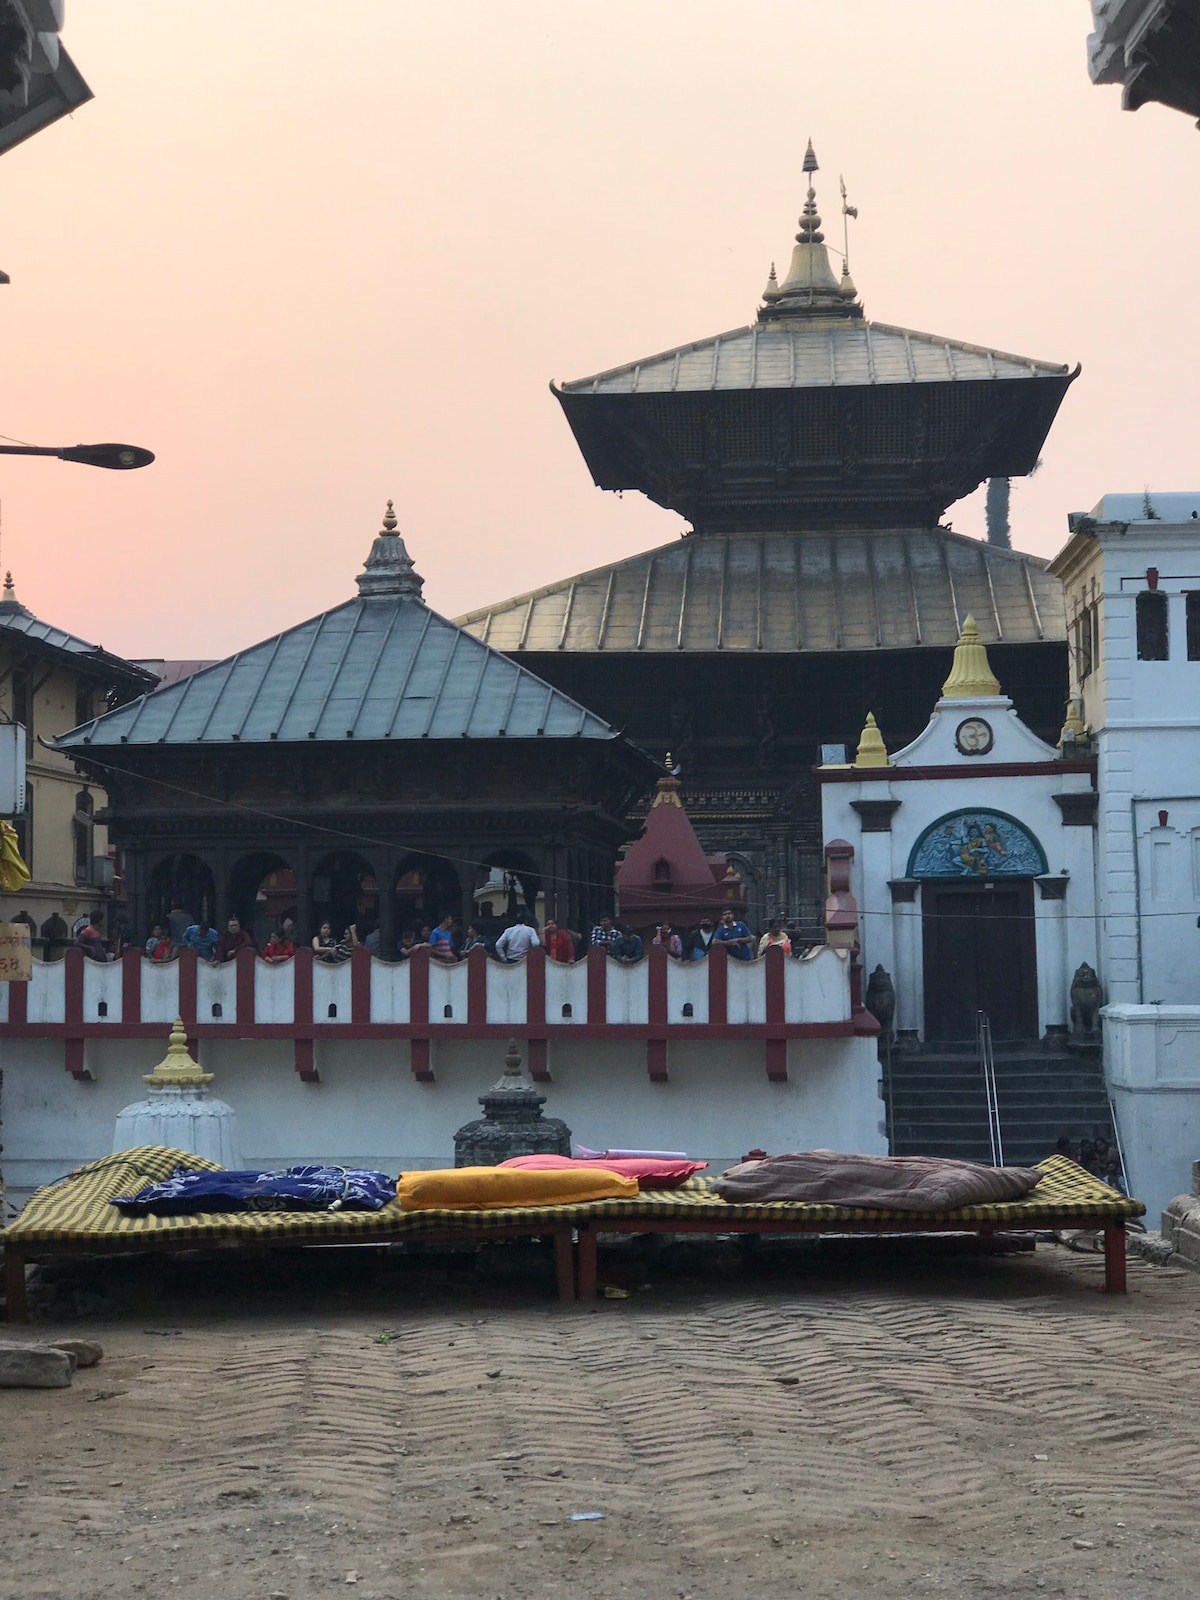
<box><xmin>3</xmin><ymin>1148</ymin><xmax>1143</xmax><ymax>1251</ymax></box>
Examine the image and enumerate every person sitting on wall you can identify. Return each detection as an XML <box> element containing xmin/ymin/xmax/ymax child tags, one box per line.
<box><xmin>542</xmin><ymin>920</ymin><xmax>580</xmax><ymax>963</ymax></box>
<box><xmin>610</xmin><ymin>924</ymin><xmax>644</xmax><ymax>964</ymax></box>
<box><xmin>712</xmin><ymin>907</ymin><xmax>754</xmax><ymax>961</ymax></box>
<box><xmin>682</xmin><ymin>916</ymin><xmax>716</xmax><ymax>960</ymax></box>
<box><xmin>262</xmin><ymin>926</ymin><xmax>296</xmax><ymax>964</ymax></box>
<box><xmin>335</xmin><ymin>924</ymin><xmax>359</xmax><ymax>961</ymax></box>
<box><xmin>652</xmin><ymin>923</ymin><xmax>683</xmax><ymax>958</ymax></box>
<box><xmin>215</xmin><ymin>916</ymin><xmax>255</xmax><ymax>962</ymax></box>
<box><xmin>396</xmin><ymin>928</ymin><xmax>425</xmax><ymax>961</ymax></box>
<box><xmin>589</xmin><ymin>914</ymin><xmax>621</xmax><ymax>953</ymax></box>
<box><xmin>76</xmin><ymin>910</ymin><xmax>114</xmax><ymax>962</ymax></box>
<box><xmin>460</xmin><ymin>921</ymin><xmax>495</xmax><ymax>957</ymax></box>
<box><xmin>312</xmin><ymin>921</ymin><xmax>341</xmax><ymax>963</ymax></box>
<box><xmin>428</xmin><ymin>915</ymin><xmax>458</xmax><ymax>963</ymax></box>
<box><xmin>494</xmin><ymin>914</ymin><xmax>540</xmax><ymax>963</ymax></box>
<box><xmin>182</xmin><ymin>919</ymin><xmax>220</xmax><ymax>962</ymax></box>
<box><xmin>758</xmin><ymin>917</ymin><xmax>791</xmax><ymax>957</ymax></box>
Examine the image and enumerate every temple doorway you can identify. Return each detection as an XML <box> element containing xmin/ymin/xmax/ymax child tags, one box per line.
<box><xmin>921</xmin><ymin>879</ymin><xmax>1038</xmax><ymax>1044</ymax></box>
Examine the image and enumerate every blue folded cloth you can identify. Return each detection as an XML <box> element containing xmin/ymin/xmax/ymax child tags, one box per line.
<box><xmin>112</xmin><ymin>1164</ymin><xmax>396</xmax><ymax>1215</ymax></box>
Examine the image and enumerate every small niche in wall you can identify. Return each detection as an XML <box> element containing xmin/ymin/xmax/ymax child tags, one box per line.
<box><xmin>443</xmin><ymin>1004</ymin><xmax>454</xmax><ymax>1018</ymax></box>
<box><xmin>561</xmin><ymin>1003</ymin><xmax>573</xmax><ymax>1018</ymax></box>
<box><xmin>682</xmin><ymin>1002</ymin><xmax>694</xmax><ymax>1018</ymax></box>
<box><xmin>327</xmin><ymin>1002</ymin><xmax>338</xmax><ymax>1019</ymax></box>
<box><xmin>212</xmin><ymin>1003</ymin><xmax>222</xmax><ymax>1019</ymax></box>
<box><xmin>97</xmin><ymin>1001</ymin><xmax>108</xmax><ymax>1018</ymax></box>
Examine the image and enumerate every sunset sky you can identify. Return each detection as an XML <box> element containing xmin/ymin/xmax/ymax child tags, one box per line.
<box><xmin>0</xmin><ymin>1</ymin><xmax>1195</xmax><ymax>661</ymax></box>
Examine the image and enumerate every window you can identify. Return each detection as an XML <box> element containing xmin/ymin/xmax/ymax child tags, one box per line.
<box><xmin>73</xmin><ymin>789</ymin><xmax>94</xmax><ymax>884</ymax></box>
<box><xmin>1187</xmin><ymin>593</ymin><xmax>1200</xmax><ymax>662</ymax></box>
<box><xmin>11</xmin><ymin>669</ymin><xmax>33</xmax><ymax>756</ymax></box>
<box><xmin>1075</xmin><ymin>606</ymin><xmax>1093</xmax><ymax>681</ymax></box>
<box><xmin>1136</xmin><ymin>590</ymin><xmax>1169</xmax><ymax>661</ymax></box>
<box><xmin>75</xmin><ymin>681</ymin><xmax>93</xmax><ymax>727</ymax></box>
<box><xmin>653</xmin><ymin>856</ymin><xmax>671</xmax><ymax>884</ymax></box>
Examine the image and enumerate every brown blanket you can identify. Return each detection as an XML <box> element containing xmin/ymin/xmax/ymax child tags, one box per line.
<box><xmin>713</xmin><ymin>1150</ymin><xmax>1043</xmax><ymax>1212</ymax></box>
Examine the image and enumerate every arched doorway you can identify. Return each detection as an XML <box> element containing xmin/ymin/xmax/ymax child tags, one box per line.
<box><xmin>228</xmin><ymin>853</ymin><xmax>296</xmax><ymax>948</ymax></box>
<box><xmin>148</xmin><ymin>854</ymin><xmax>216</xmax><ymax>935</ymax></box>
<box><xmin>312</xmin><ymin>851</ymin><xmax>379</xmax><ymax>942</ymax></box>
<box><xmin>474</xmin><ymin>852</ymin><xmax>542</xmax><ymax>932</ymax></box>
<box><xmin>393</xmin><ymin>854</ymin><xmax>460</xmax><ymax>938</ymax></box>
<box><xmin>910</xmin><ymin>810</ymin><xmax>1046</xmax><ymax>1043</ymax></box>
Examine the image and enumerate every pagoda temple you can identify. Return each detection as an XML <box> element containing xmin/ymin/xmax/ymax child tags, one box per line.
<box><xmin>460</xmin><ymin>144</ymin><xmax>1078</xmax><ymax>930</ymax></box>
<box><xmin>54</xmin><ymin>506</ymin><xmax>658</xmax><ymax>948</ymax></box>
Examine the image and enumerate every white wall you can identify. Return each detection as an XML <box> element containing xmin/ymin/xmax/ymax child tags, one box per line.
<box><xmin>1104</xmin><ymin>1004</ymin><xmax>1200</xmax><ymax>1222</ymax></box>
<box><xmin>1</xmin><ymin>1033</ymin><xmax>885</xmax><ymax>1209</ymax></box>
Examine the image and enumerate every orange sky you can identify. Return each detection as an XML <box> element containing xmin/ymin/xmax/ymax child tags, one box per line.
<box><xmin>0</xmin><ymin>1</ymin><xmax>1195</xmax><ymax>660</ymax></box>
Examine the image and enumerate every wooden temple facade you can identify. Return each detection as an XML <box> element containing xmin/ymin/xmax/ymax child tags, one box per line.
<box><xmin>53</xmin><ymin>509</ymin><xmax>658</xmax><ymax>951</ymax></box>
<box><xmin>460</xmin><ymin>144</ymin><xmax>1078</xmax><ymax>931</ymax></box>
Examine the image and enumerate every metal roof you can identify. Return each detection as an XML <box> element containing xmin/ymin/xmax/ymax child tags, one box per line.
<box><xmin>558</xmin><ymin>319</ymin><xmax>1073</xmax><ymax>398</ymax></box>
<box><xmin>0</xmin><ymin>592</ymin><xmax>157</xmax><ymax>686</ymax></box>
<box><xmin>457</xmin><ymin>528</ymin><xmax>1066</xmax><ymax>655</ymax></box>
<box><xmin>54</xmin><ymin>595</ymin><xmax>623</xmax><ymax>749</ymax></box>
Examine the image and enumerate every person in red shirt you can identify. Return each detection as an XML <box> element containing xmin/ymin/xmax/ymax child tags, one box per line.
<box><xmin>542</xmin><ymin>920</ymin><xmax>580</xmax><ymax>962</ymax></box>
<box><xmin>262</xmin><ymin>927</ymin><xmax>296</xmax><ymax>964</ymax></box>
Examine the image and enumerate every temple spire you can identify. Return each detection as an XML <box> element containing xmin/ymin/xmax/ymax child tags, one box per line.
<box><xmin>357</xmin><ymin>500</ymin><xmax>425</xmax><ymax>600</ymax></box>
<box><xmin>0</xmin><ymin>571</ymin><xmax>18</xmax><ymax>608</ymax></box>
<box><xmin>941</xmin><ymin>616</ymin><xmax>1002</xmax><ymax>698</ymax></box>
<box><xmin>759</xmin><ymin>139</ymin><xmax>861</xmax><ymax>322</ymax></box>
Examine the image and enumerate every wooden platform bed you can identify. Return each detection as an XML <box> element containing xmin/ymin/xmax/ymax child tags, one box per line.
<box><xmin>3</xmin><ymin>1151</ymin><xmax>1144</xmax><ymax>1319</ymax></box>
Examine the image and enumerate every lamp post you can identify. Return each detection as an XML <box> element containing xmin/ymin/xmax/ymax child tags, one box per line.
<box><xmin>0</xmin><ymin>441</ymin><xmax>154</xmax><ymax>470</ymax></box>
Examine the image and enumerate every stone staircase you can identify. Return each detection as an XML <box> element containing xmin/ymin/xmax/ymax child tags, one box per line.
<box><xmin>884</xmin><ymin>1045</ymin><xmax>1114</xmax><ymax>1169</ymax></box>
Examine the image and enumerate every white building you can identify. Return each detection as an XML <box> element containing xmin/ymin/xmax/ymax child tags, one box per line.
<box><xmin>1050</xmin><ymin>493</ymin><xmax>1200</xmax><ymax>1220</ymax></box>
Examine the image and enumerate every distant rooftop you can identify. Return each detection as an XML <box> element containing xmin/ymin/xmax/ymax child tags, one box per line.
<box><xmin>1089</xmin><ymin>493</ymin><xmax>1200</xmax><ymax>523</ymax></box>
<box><xmin>0</xmin><ymin>572</ymin><xmax>157</xmax><ymax>688</ymax></box>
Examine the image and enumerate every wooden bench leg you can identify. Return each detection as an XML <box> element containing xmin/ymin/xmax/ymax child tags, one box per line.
<box><xmin>1102</xmin><ymin>1224</ymin><xmax>1127</xmax><ymax>1294</ymax></box>
<box><xmin>577</xmin><ymin>1228</ymin><xmax>598</xmax><ymax>1300</ymax></box>
<box><xmin>553</xmin><ymin>1230</ymin><xmax>575</xmax><ymax>1302</ymax></box>
<box><xmin>3</xmin><ymin>1246</ymin><xmax>29</xmax><ymax>1323</ymax></box>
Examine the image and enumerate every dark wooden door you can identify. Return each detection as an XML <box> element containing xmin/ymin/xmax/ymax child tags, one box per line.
<box><xmin>921</xmin><ymin>879</ymin><xmax>1038</xmax><ymax>1043</ymax></box>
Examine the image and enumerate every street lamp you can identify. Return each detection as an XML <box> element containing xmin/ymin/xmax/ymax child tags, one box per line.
<box><xmin>0</xmin><ymin>441</ymin><xmax>154</xmax><ymax>470</ymax></box>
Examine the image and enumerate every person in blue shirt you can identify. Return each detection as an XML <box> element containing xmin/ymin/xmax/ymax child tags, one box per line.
<box><xmin>712</xmin><ymin>907</ymin><xmax>754</xmax><ymax>960</ymax></box>
<box><xmin>611</xmin><ymin>925</ymin><xmax>643</xmax><ymax>964</ymax></box>
<box><xmin>428</xmin><ymin>915</ymin><xmax>457</xmax><ymax>963</ymax></box>
<box><xmin>182</xmin><ymin>918</ymin><xmax>219</xmax><ymax>961</ymax></box>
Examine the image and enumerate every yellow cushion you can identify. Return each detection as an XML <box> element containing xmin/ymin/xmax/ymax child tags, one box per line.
<box><xmin>396</xmin><ymin>1165</ymin><xmax>637</xmax><ymax>1211</ymax></box>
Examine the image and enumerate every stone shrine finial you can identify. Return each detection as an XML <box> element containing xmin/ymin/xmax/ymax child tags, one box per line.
<box><xmin>357</xmin><ymin>500</ymin><xmax>425</xmax><ymax>600</ymax></box>
<box><xmin>941</xmin><ymin>615</ymin><xmax>1002</xmax><ymax>698</ymax></box>
<box><xmin>853</xmin><ymin>711</ymin><xmax>890</xmax><ymax>768</ymax></box>
<box><xmin>652</xmin><ymin>754</ymin><xmax>684</xmax><ymax>807</ymax></box>
<box><xmin>1</xmin><ymin>571</ymin><xmax>20</xmax><ymax>608</ymax></box>
<box><xmin>143</xmin><ymin>1018</ymin><xmax>214</xmax><ymax>1087</ymax></box>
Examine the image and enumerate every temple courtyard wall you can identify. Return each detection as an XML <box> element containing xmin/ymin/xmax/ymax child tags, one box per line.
<box><xmin>1</xmin><ymin>1032</ymin><xmax>884</xmax><ymax>1208</ymax></box>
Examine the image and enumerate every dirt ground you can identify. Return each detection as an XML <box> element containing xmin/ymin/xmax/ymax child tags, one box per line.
<box><xmin>2</xmin><ymin>1235</ymin><xmax>1198</xmax><ymax>1600</ymax></box>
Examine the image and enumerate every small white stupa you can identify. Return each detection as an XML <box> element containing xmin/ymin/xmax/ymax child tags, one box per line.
<box><xmin>113</xmin><ymin>1018</ymin><xmax>242</xmax><ymax>1168</ymax></box>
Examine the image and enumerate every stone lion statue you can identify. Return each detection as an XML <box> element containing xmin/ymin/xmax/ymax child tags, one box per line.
<box><xmin>1070</xmin><ymin>962</ymin><xmax>1103</xmax><ymax>1034</ymax></box>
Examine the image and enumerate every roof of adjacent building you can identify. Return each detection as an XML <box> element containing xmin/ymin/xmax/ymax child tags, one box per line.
<box><xmin>458</xmin><ymin>527</ymin><xmax>1065</xmax><ymax>656</ymax></box>
<box><xmin>53</xmin><ymin>508</ymin><xmax>630</xmax><ymax>750</ymax></box>
<box><xmin>558</xmin><ymin>319</ymin><xmax>1073</xmax><ymax>399</ymax></box>
<box><xmin>0</xmin><ymin>574</ymin><xmax>158</xmax><ymax>687</ymax></box>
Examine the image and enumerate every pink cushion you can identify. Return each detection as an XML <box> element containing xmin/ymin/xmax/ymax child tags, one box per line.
<box><xmin>499</xmin><ymin>1154</ymin><xmax>707</xmax><ymax>1189</ymax></box>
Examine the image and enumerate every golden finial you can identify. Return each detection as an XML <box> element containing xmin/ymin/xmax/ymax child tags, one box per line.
<box><xmin>381</xmin><ymin>499</ymin><xmax>398</xmax><ymax>535</ymax></box>
<box><xmin>853</xmin><ymin>711</ymin><xmax>890</xmax><ymax>768</ymax></box>
<box><xmin>1</xmin><ymin>571</ymin><xmax>18</xmax><ymax>606</ymax></box>
<box><xmin>1058</xmin><ymin>698</ymin><xmax>1088</xmax><ymax>751</ymax></box>
<box><xmin>941</xmin><ymin>615</ymin><xmax>1002</xmax><ymax>699</ymax></box>
<box><xmin>143</xmin><ymin>1017</ymin><xmax>213</xmax><ymax>1087</ymax></box>
<box><xmin>762</xmin><ymin>263</ymin><xmax>780</xmax><ymax>303</ymax></box>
